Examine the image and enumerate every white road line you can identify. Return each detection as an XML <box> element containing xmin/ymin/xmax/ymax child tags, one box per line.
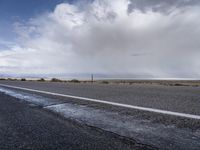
<box><xmin>0</xmin><ymin>83</ymin><xmax>200</xmax><ymax>120</ymax></box>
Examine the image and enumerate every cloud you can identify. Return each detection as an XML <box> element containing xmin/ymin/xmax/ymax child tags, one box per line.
<box><xmin>128</xmin><ymin>0</ymin><xmax>200</xmax><ymax>13</ymax></box>
<box><xmin>0</xmin><ymin>0</ymin><xmax>200</xmax><ymax>78</ymax></box>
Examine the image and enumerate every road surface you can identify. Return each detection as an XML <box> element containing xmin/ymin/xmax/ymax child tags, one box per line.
<box><xmin>0</xmin><ymin>80</ymin><xmax>200</xmax><ymax>149</ymax></box>
<box><xmin>0</xmin><ymin>92</ymin><xmax>153</xmax><ymax>150</ymax></box>
<box><xmin>0</xmin><ymin>80</ymin><xmax>200</xmax><ymax>115</ymax></box>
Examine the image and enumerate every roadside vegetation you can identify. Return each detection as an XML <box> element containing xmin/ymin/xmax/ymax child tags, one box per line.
<box><xmin>101</xmin><ymin>81</ymin><xmax>109</xmax><ymax>84</ymax></box>
<box><xmin>51</xmin><ymin>78</ymin><xmax>62</xmax><ymax>82</ymax></box>
<box><xmin>8</xmin><ymin>78</ymin><xmax>18</xmax><ymax>81</ymax></box>
<box><xmin>69</xmin><ymin>79</ymin><xmax>80</xmax><ymax>83</ymax></box>
<box><xmin>0</xmin><ymin>77</ymin><xmax>199</xmax><ymax>87</ymax></box>
<box><xmin>37</xmin><ymin>78</ymin><xmax>45</xmax><ymax>82</ymax></box>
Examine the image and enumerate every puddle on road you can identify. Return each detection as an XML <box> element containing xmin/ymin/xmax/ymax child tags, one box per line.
<box><xmin>0</xmin><ymin>87</ymin><xmax>200</xmax><ymax>150</ymax></box>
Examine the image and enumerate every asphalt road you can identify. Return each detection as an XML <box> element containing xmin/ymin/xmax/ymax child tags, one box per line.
<box><xmin>0</xmin><ymin>92</ymin><xmax>154</xmax><ymax>150</ymax></box>
<box><xmin>0</xmin><ymin>80</ymin><xmax>200</xmax><ymax>149</ymax></box>
<box><xmin>0</xmin><ymin>80</ymin><xmax>200</xmax><ymax>115</ymax></box>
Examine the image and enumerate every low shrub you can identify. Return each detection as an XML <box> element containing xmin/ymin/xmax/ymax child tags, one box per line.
<box><xmin>37</xmin><ymin>78</ymin><xmax>45</xmax><ymax>82</ymax></box>
<box><xmin>70</xmin><ymin>79</ymin><xmax>80</xmax><ymax>83</ymax></box>
<box><xmin>7</xmin><ymin>78</ymin><xmax>17</xmax><ymax>81</ymax></box>
<box><xmin>51</xmin><ymin>78</ymin><xmax>62</xmax><ymax>82</ymax></box>
<box><xmin>101</xmin><ymin>81</ymin><xmax>109</xmax><ymax>84</ymax></box>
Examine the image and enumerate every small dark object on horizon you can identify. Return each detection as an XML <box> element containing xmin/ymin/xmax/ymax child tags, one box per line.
<box><xmin>70</xmin><ymin>79</ymin><xmax>80</xmax><ymax>83</ymax></box>
<box><xmin>173</xmin><ymin>83</ymin><xmax>187</xmax><ymax>86</ymax></box>
<box><xmin>21</xmin><ymin>78</ymin><xmax>26</xmax><ymax>81</ymax></box>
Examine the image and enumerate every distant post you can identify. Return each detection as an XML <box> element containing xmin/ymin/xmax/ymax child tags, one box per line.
<box><xmin>91</xmin><ymin>74</ymin><xmax>94</xmax><ymax>83</ymax></box>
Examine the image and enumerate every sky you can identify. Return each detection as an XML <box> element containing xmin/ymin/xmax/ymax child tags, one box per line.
<box><xmin>0</xmin><ymin>0</ymin><xmax>200</xmax><ymax>79</ymax></box>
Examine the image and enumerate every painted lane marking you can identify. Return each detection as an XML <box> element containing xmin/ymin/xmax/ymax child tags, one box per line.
<box><xmin>0</xmin><ymin>83</ymin><xmax>200</xmax><ymax>120</ymax></box>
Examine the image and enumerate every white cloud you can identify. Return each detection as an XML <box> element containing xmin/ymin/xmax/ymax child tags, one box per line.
<box><xmin>0</xmin><ymin>0</ymin><xmax>200</xmax><ymax>78</ymax></box>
